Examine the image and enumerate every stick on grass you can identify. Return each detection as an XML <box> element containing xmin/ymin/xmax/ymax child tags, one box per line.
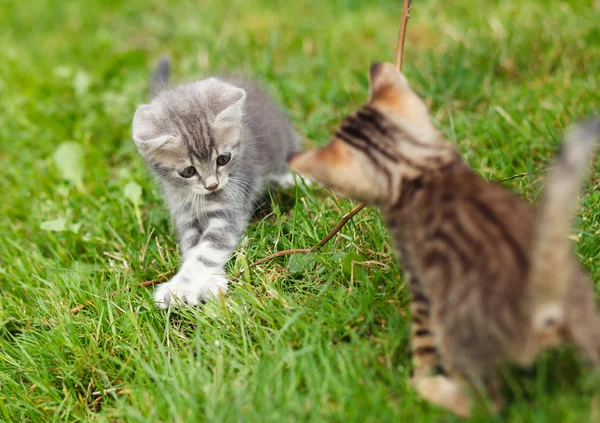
<box><xmin>234</xmin><ymin>201</ymin><xmax>366</xmax><ymax>277</ymax></box>
<box><xmin>395</xmin><ymin>0</ymin><xmax>412</xmax><ymax>72</ymax></box>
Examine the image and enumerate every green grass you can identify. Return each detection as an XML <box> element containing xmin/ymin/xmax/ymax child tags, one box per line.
<box><xmin>1</xmin><ymin>0</ymin><xmax>599</xmax><ymax>421</ymax></box>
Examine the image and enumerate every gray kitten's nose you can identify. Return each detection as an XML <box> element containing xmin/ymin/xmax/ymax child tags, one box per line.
<box><xmin>206</xmin><ymin>183</ymin><xmax>218</xmax><ymax>191</ymax></box>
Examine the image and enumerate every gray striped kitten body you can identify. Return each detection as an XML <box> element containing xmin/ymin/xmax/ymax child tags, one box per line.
<box><xmin>289</xmin><ymin>62</ymin><xmax>600</xmax><ymax>416</ymax></box>
<box><xmin>132</xmin><ymin>59</ymin><xmax>299</xmax><ymax>308</ymax></box>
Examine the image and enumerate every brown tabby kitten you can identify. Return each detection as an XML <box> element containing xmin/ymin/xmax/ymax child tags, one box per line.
<box><xmin>288</xmin><ymin>62</ymin><xmax>600</xmax><ymax>416</ymax></box>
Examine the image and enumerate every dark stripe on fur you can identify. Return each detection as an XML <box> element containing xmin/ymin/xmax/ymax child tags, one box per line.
<box><xmin>413</xmin><ymin>306</ymin><xmax>430</xmax><ymax>318</ymax></box>
<box><xmin>414</xmin><ymin>346</ymin><xmax>437</xmax><ymax>356</ymax></box>
<box><xmin>423</xmin><ymin>249</ymin><xmax>451</xmax><ymax>273</ymax></box>
<box><xmin>203</xmin><ymin>231</ymin><xmax>233</xmax><ymax>250</ymax></box>
<box><xmin>434</xmin><ymin>364</ymin><xmax>447</xmax><ymax>376</ymax></box>
<box><xmin>204</xmin><ymin>209</ymin><xmax>233</xmax><ymax>221</ymax></box>
<box><xmin>391</xmin><ymin>176</ymin><xmax>423</xmax><ymax>210</ymax></box>
<box><xmin>469</xmin><ymin>199</ymin><xmax>528</xmax><ymax>271</ymax></box>
<box><xmin>339</xmin><ymin>122</ymin><xmax>398</xmax><ymax>162</ymax></box>
<box><xmin>356</xmin><ymin>107</ymin><xmax>390</xmax><ymax>136</ymax></box>
<box><xmin>190</xmin><ymin>218</ymin><xmax>205</xmax><ymax>233</ymax></box>
<box><xmin>198</xmin><ymin>255</ymin><xmax>218</xmax><ymax>268</ymax></box>
<box><xmin>412</xmin><ymin>316</ymin><xmax>424</xmax><ymax>325</ymax></box>
<box><xmin>429</xmin><ymin>228</ymin><xmax>473</xmax><ymax>273</ymax></box>
<box><xmin>188</xmin><ymin>234</ymin><xmax>201</xmax><ymax>249</ymax></box>
<box><xmin>335</xmin><ymin>131</ymin><xmax>394</xmax><ymax>189</ymax></box>
<box><xmin>413</xmin><ymin>292</ymin><xmax>430</xmax><ymax>305</ymax></box>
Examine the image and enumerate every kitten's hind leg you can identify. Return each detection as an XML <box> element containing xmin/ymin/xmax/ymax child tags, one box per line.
<box><xmin>408</xmin><ymin>286</ymin><xmax>473</xmax><ymax>418</ymax></box>
<box><xmin>407</xmin><ymin>272</ymin><xmax>444</xmax><ymax>379</ymax></box>
<box><xmin>565</xmin><ymin>315</ymin><xmax>600</xmax><ymax>365</ymax></box>
<box><xmin>413</xmin><ymin>357</ymin><xmax>505</xmax><ymax>418</ymax></box>
<box><xmin>422</xmin><ymin>330</ymin><xmax>504</xmax><ymax>417</ymax></box>
<box><xmin>565</xmin><ymin>274</ymin><xmax>600</xmax><ymax>365</ymax></box>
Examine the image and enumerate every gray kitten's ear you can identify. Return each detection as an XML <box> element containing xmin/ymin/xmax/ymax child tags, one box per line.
<box><xmin>132</xmin><ymin>103</ymin><xmax>176</xmax><ymax>153</ymax></box>
<box><xmin>213</xmin><ymin>85</ymin><xmax>246</xmax><ymax>128</ymax></box>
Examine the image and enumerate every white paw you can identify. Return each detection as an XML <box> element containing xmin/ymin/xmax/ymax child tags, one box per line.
<box><xmin>275</xmin><ymin>173</ymin><xmax>296</xmax><ymax>188</ymax></box>
<box><xmin>154</xmin><ymin>272</ymin><xmax>229</xmax><ymax>309</ymax></box>
<box><xmin>267</xmin><ymin>172</ymin><xmax>311</xmax><ymax>189</ymax></box>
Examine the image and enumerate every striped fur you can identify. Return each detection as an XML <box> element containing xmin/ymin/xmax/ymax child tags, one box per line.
<box><xmin>133</xmin><ymin>58</ymin><xmax>299</xmax><ymax>308</ymax></box>
<box><xmin>289</xmin><ymin>62</ymin><xmax>600</xmax><ymax>416</ymax></box>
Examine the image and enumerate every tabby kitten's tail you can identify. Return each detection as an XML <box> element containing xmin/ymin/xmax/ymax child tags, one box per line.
<box><xmin>529</xmin><ymin>117</ymin><xmax>600</xmax><ymax>330</ymax></box>
<box><xmin>151</xmin><ymin>56</ymin><xmax>171</xmax><ymax>98</ymax></box>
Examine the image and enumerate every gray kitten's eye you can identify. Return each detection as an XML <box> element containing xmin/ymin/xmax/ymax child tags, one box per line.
<box><xmin>217</xmin><ymin>153</ymin><xmax>231</xmax><ymax>166</ymax></box>
<box><xmin>178</xmin><ymin>166</ymin><xmax>196</xmax><ymax>178</ymax></box>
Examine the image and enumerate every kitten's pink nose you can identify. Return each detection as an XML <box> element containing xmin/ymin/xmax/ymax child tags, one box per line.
<box><xmin>206</xmin><ymin>183</ymin><xmax>218</xmax><ymax>191</ymax></box>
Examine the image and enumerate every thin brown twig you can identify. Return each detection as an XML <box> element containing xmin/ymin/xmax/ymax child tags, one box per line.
<box><xmin>495</xmin><ymin>172</ymin><xmax>528</xmax><ymax>183</ymax></box>
<box><xmin>237</xmin><ymin>202</ymin><xmax>366</xmax><ymax>275</ymax></box>
<box><xmin>136</xmin><ymin>275</ymin><xmax>170</xmax><ymax>288</ymax></box>
<box><xmin>395</xmin><ymin>0</ymin><xmax>412</xmax><ymax>72</ymax></box>
<box><xmin>70</xmin><ymin>302</ymin><xmax>94</xmax><ymax>314</ymax></box>
<box><xmin>91</xmin><ymin>388</ymin><xmax>130</xmax><ymax>397</ymax></box>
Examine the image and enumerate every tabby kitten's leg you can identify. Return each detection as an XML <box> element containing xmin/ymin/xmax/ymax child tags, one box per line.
<box><xmin>408</xmin><ymin>273</ymin><xmax>472</xmax><ymax>416</ymax></box>
<box><xmin>407</xmin><ymin>272</ymin><xmax>443</xmax><ymax>379</ymax></box>
<box><xmin>415</xmin><ymin>332</ymin><xmax>503</xmax><ymax>417</ymax></box>
<box><xmin>413</xmin><ymin>375</ymin><xmax>472</xmax><ymax>417</ymax></box>
<box><xmin>570</xmin><ymin>314</ymin><xmax>600</xmax><ymax>365</ymax></box>
<box><xmin>565</xmin><ymin>274</ymin><xmax>600</xmax><ymax>365</ymax></box>
<box><xmin>154</xmin><ymin>202</ymin><xmax>248</xmax><ymax>308</ymax></box>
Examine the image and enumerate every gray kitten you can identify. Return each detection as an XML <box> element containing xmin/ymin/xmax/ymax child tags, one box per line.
<box><xmin>132</xmin><ymin>58</ymin><xmax>299</xmax><ymax>308</ymax></box>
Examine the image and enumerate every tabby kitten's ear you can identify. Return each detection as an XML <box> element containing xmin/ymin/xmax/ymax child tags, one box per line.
<box><xmin>369</xmin><ymin>62</ymin><xmax>435</xmax><ymax>139</ymax></box>
<box><xmin>132</xmin><ymin>103</ymin><xmax>178</xmax><ymax>154</ymax></box>
<box><xmin>368</xmin><ymin>62</ymin><xmax>411</xmax><ymax>99</ymax></box>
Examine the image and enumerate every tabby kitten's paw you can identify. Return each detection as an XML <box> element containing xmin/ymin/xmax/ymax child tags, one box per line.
<box><xmin>412</xmin><ymin>375</ymin><xmax>472</xmax><ymax>418</ymax></box>
<box><xmin>154</xmin><ymin>272</ymin><xmax>229</xmax><ymax>309</ymax></box>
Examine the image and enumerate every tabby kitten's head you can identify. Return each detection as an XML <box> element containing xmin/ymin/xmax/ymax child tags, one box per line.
<box><xmin>132</xmin><ymin>78</ymin><xmax>247</xmax><ymax>195</ymax></box>
<box><xmin>289</xmin><ymin>62</ymin><xmax>455</xmax><ymax>206</ymax></box>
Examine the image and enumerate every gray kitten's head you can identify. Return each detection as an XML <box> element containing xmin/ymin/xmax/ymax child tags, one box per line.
<box><xmin>132</xmin><ymin>78</ymin><xmax>246</xmax><ymax>195</ymax></box>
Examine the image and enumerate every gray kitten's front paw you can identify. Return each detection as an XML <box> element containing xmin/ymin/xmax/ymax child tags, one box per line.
<box><xmin>154</xmin><ymin>272</ymin><xmax>229</xmax><ymax>309</ymax></box>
